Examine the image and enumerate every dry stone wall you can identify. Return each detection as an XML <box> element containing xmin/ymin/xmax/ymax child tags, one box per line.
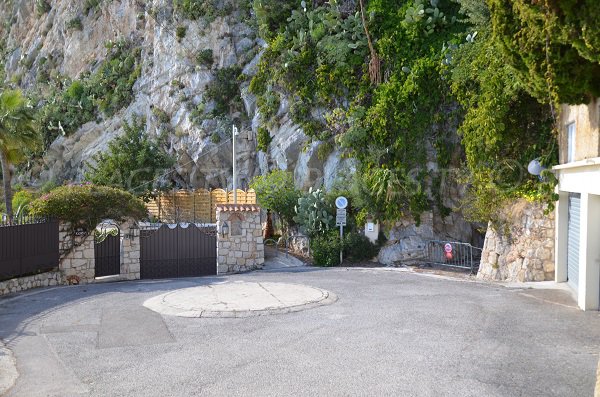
<box><xmin>0</xmin><ymin>271</ymin><xmax>61</xmax><ymax>296</ymax></box>
<box><xmin>216</xmin><ymin>205</ymin><xmax>265</xmax><ymax>274</ymax></box>
<box><xmin>478</xmin><ymin>200</ymin><xmax>555</xmax><ymax>282</ymax></box>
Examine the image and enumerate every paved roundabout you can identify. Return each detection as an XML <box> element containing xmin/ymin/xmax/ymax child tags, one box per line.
<box><xmin>143</xmin><ymin>281</ymin><xmax>337</xmax><ymax>318</ymax></box>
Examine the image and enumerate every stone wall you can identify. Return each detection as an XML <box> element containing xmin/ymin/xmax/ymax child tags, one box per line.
<box><xmin>60</xmin><ymin>219</ymin><xmax>141</xmax><ymax>284</ymax></box>
<box><xmin>0</xmin><ymin>271</ymin><xmax>61</xmax><ymax>296</ymax></box>
<box><xmin>216</xmin><ymin>205</ymin><xmax>264</xmax><ymax>274</ymax></box>
<box><xmin>478</xmin><ymin>200</ymin><xmax>555</xmax><ymax>282</ymax></box>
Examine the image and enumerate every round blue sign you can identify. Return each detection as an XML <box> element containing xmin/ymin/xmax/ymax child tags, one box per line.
<box><xmin>335</xmin><ymin>196</ymin><xmax>348</xmax><ymax>209</ymax></box>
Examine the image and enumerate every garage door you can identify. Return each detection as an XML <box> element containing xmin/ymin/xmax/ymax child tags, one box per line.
<box><xmin>567</xmin><ymin>193</ymin><xmax>581</xmax><ymax>291</ymax></box>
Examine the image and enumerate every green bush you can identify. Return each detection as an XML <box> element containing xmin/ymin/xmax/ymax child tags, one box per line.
<box><xmin>343</xmin><ymin>232</ymin><xmax>378</xmax><ymax>261</ymax></box>
<box><xmin>12</xmin><ymin>190</ymin><xmax>37</xmax><ymax>217</ymax></box>
<box><xmin>205</xmin><ymin>66</ymin><xmax>243</xmax><ymax>116</ymax></box>
<box><xmin>250</xmin><ymin>170</ymin><xmax>300</xmax><ymax>229</ymax></box>
<box><xmin>35</xmin><ymin>0</ymin><xmax>51</xmax><ymax>15</ymax></box>
<box><xmin>30</xmin><ymin>184</ymin><xmax>148</xmax><ymax>230</ymax></box>
<box><xmin>176</xmin><ymin>26</ymin><xmax>187</xmax><ymax>42</ymax></box>
<box><xmin>210</xmin><ymin>132</ymin><xmax>221</xmax><ymax>143</ymax></box>
<box><xmin>256</xmin><ymin>127</ymin><xmax>272</xmax><ymax>152</ymax></box>
<box><xmin>311</xmin><ymin>231</ymin><xmax>342</xmax><ymax>267</ymax></box>
<box><xmin>66</xmin><ymin>17</ymin><xmax>83</xmax><ymax>31</ymax></box>
<box><xmin>29</xmin><ymin>184</ymin><xmax>148</xmax><ymax>231</ymax></box>
<box><xmin>84</xmin><ymin>0</ymin><xmax>105</xmax><ymax>14</ymax></box>
<box><xmin>84</xmin><ymin>116</ymin><xmax>174</xmax><ymax>197</ymax></box>
<box><xmin>151</xmin><ymin>107</ymin><xmax>171</xmax><ymax>124</ymax></box>
<box><xmin>196</xmin><ymin>49</ymin><xmax>214</xmax><ymax>67</ymax></box>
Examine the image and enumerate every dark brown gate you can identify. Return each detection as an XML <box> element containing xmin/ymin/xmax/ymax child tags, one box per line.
<box><xmin>94</xmin><ymin>234</ymin><xmax>121</xmax><ymax>277</ymax></box>
<box><xmin>0</xmin><ymin>220</ymin><xmax>59</xmax><ymax>281</ymax></box>
<box><xmin>140</xmin><ymin>224</ymin><xmax>217</xmax><ymax>279</ymax></box>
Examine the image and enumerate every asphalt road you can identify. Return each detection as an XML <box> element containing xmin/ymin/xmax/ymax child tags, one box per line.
<box><xmin>0</xmin><ymin>267</ymin><xmax>598</xmax><ymax>397</ymax></box>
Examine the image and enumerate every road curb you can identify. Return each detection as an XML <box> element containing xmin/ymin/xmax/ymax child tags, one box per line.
<box><xmin>0</xmin><ymin>340</ymin><xmax>18</xmax><ymax>395</ymax></box>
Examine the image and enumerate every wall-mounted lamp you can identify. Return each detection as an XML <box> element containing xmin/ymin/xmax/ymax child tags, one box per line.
<box><xmin>527</xmin><ymin>158</ymin><xmax>547</xmax><ymax>181</ymax></box>
<box><xmin>127</xmin><ymin>223</ymin><xmax>139</xmax><ymax>240</ymax></box>
<box><xmin>220</xmin><ymin>221</ymin><xmax>229</xmax><ymax>238</ymax></box>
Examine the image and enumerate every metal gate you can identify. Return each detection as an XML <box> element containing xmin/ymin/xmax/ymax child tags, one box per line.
<box><xmin>567</xmin><ymin>193</ymin><xmax>581</xmax><ymax>290</ymax></box>
<box><xmin>140</xmin><ymin>224</ymin><xmax>217</xmax><ymax>279</ymax></box>
<box><xmin>422</xmin><ymin>240</ymin><xmax>483</xmax><ymax>274</ymax></box>
<box><xmin>94</xmin><ymin>234</ymin><xmax>121</xmax><ymax>277</ymax></box>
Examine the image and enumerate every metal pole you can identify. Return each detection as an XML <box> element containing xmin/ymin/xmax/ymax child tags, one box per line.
<box><xmin>339</xmin><ymin>225</ymin><xmax>343</xmax><ymax>265</ymax></box>
<box><xmin>232</xmin><ymin>125</ymin><xmax>238</xmax><ymax>204</ymax></box>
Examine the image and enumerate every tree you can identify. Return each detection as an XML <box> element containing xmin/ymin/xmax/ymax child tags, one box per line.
<box><xmin>0</xmin><ymin>90</ymin><xmax>39</xmax><ymax>221</ymax></box>
<box><xmin>250</xmin><ymin>170</ymin><xmax>300</xmax><ymax>230</ymax></box>
<box><xmin>85</xmin><ymin>115</ymin><xmax>174</xmax><ymax>197</ymax></box>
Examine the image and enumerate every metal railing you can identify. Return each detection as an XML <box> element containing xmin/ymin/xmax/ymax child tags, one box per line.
<box><xmin>1</xmin><ymin>215</ymin><xmax>51</xmax><ymax>227</ymax></box>
<box><xmin>422</xmin><ymin>240</ymin><xmax>483</xmax><ymax>274</ymax></box>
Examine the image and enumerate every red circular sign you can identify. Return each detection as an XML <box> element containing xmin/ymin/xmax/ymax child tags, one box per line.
<box><xmin>444</xmin><ymin>243</ymin><xmax>453</xmax><ymax>253</ymax></box>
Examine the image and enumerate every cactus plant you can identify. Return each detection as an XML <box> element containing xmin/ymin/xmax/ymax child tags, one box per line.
<box><xmin>293</xmin><ymin>188</ymin><xmax>334</xmax><ymax>237</ymax></box>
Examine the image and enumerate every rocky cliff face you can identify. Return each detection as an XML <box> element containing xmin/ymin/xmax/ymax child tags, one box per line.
<box><xmin>1</xmin><ymin>0</ymin><xmax>480</xmax><ymax>260</ymax></box>
<box><xmin>1</xmin><ymin>0</ymin><xmax>354</xmax><ymax>189</ymax></box>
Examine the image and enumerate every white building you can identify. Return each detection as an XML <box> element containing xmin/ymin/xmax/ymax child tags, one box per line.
<box><xmin>554</xmin><ymin>98</ymin><xmax>600</xmax><ymax>311</ymax></box>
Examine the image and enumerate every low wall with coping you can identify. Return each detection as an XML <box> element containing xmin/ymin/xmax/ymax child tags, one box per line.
<box><xmin>0</xmin><ymin>271</ymin><xmax>62</xmax><ymax>296</ymax></box>
<box><xmin>216</xmin><ymin>204</ymin><xmax>265</xmax><ymax>274</ymax></box>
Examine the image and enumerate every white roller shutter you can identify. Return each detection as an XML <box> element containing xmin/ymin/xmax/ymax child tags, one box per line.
<box><xmin>567</xmin><ymin>193</ymin><xmax>581</xmax><ymax>291</ymax></box>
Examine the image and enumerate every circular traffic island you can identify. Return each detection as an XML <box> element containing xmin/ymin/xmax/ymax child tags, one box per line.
<box><xmin>143</xmin><ymin>281</ymin><xmax>337</xmax><ymax>318</ymax></box>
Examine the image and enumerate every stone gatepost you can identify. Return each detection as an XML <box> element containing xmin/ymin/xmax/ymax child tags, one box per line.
<box><xmin>216</xmin><ymin>204</ymin><xmax>265</xmax><ymax>274</ymax></box>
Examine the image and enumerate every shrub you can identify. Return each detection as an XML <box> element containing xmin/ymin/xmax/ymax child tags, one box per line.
<box><xmin>204</xmin><ymin>66</ymin><xmax>243</xmax><ymax>116</ymax></box>
<box><xmin>29</xmin><ymin>184</ymin><xmax>148</xmax><ymax>231</ymax></box>
<box><xmin>343</xmin><ymin>232</ymin><xmax>378</xmax><ymax>261</ymax></box>
<box><xmin>66</xmin><ymin>17</ymin><xmax>83</xmax><ymax>31</ymax></box>
<box><xmin>83</xmin><ymin>0</ymin><xmax>103</xmax><ymax>14</ymax></box>
<box><xmin>250</xmin><ymin>170</ymin><xmax>300</xmax><ymax>229</ymax></box>
<box><xmin>210</xmin><ymin>132</ymin><xmax>221</xmax><ymax>143</ymax></box>
<box><xmin>196</xmin><ymin>49</ymin><xmax>214</xmax><ymax>67</ymax></box>
<box><xmin>12</xmin><ymin>190</ymin><xmax>37</xmax><ymax>217</ymax></box>
<box><xmin>35</xmin><ymin>0</ymin><xmax>51</xmax><ymax>15</ymax></box>
<box><xmin>311</xmin><ymin>231</ymin><xmax>342</xmax><ymax>267</ymax></box>
<box><xmin>151</xmin><ymin>107</ymin><xmax>171</xmax><ymax>124</ymax></box>
<box><xmin>256</xmin><ymin>127</ymin><xmax>272</xmax><ymax>152</ymax></box>
<box><xmin>85</xmin><ymin>116</ymin><xmax>174</xmax><ymax>197</ymax></box>
<box><xmin>317</xmin><ymin>141</ymin><xmax>334</xmax><ymax>161</ymax></box>
<box><xmin>176</xmin><ymin>26</ymin><xmax>187</xmax><ymax>42</ymax></box>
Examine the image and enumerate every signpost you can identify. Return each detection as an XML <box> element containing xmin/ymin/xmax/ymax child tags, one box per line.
<box><xmin>335</xmin><ymin>197</ymin><xmax>348</xmax><ymax>265</ymax></box>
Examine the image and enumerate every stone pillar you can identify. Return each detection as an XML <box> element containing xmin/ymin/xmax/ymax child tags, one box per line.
<box><xmin>216</xmin><ymin>204</ymin><xmax>264</xmax><ymax>274</ymax></box>
<box><xmin>120</xmin><ymin>219</ymin><xmax>141</xmax><ymax>281</ymax></box>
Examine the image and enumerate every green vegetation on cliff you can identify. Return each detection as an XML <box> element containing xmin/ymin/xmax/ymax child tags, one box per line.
<box><xmin>250</xmin><ymin>0</ymin><xmax>580</xmax><ymax>224</ymax></box>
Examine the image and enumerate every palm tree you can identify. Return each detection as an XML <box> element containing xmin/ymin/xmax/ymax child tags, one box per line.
<box><xmin>0</xmin><ymin>89</ymin><xmax>38</xmax><ymax>222</ymax></box>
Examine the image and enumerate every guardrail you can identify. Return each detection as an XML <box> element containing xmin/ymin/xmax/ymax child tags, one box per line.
<box><xmin>422</xmin><ymin>240</ymin><xmax>482</xmax><ymax>274</ymax></box>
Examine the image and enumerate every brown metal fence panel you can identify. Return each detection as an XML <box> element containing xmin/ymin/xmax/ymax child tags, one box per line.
<box><xmin>0</xmin><ymin>220</ymin><xmax>59</xmax><ymax>281</ymax></box>
<box><xmin>140</xmin><ymin>224</ymin><xmax>217</xmax><ymax>279</ymax></box>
